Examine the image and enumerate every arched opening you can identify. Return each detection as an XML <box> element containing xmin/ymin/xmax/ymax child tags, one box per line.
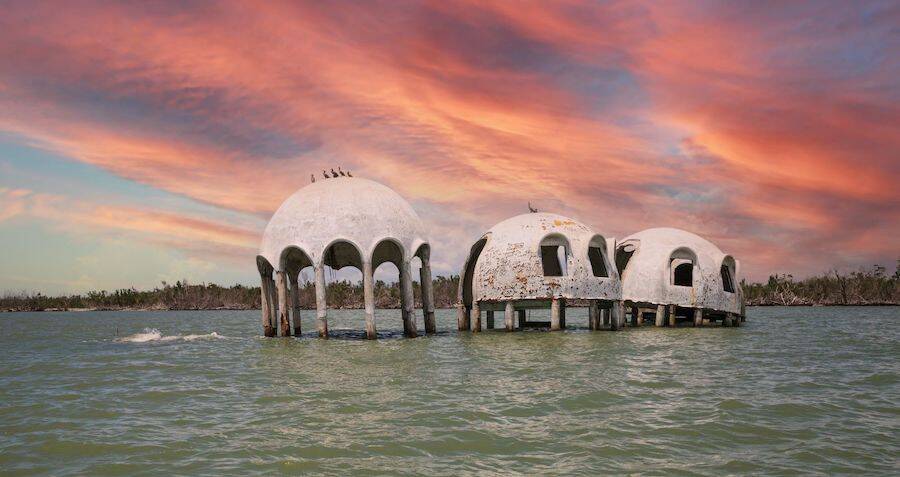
<box><xmin>721</xmin><ymin>256</ymin><xmax>736</xmax><ymax>293</ymax></box>
<box><xmin>371</xmin><ymin>239</ymin><xmax>407</xmax><ymax>332</ymax></box>
<box><xmin>461</xmin><ymin>237</ymin><xmax>488</xmax><ymax>307</ymax></box>
<box><xmin>540</xmin><ymin>233</ymin><xmax>569</xmax><ymax>277</ymax></box>
<box><xmin>588</xmin><ymin>235</ymin><xmax>610</xmax><ymax>278</ymax></box>
<box><xmin>670</xmin><ymin>247</ymin><xmax>697</xmax><ymax>287</ymax></box>
<box><xmin>280</xmin><ymin>246</ymin><xmax>314</xmax><ymax>310</ymax></box>
<box><xmin>615</xmin><ymin>239</ymin><xmax>639</xmax><ymax>277</ymax></box>
<box><xmin>322</xmin><ymin>239</ymin><xmax>364</xmax><ymax>310</ymax></box>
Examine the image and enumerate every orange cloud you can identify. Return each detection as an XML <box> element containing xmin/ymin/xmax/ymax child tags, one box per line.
<box><xmin>0</xmin><ymin>0</ymin><xmax>896</xmax><ymax>283</ymax></box>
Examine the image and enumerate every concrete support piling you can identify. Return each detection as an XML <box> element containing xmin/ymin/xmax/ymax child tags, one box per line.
<box><xmin>275</xmin><ymin>271</ymin><xmax>291</xmax><ymax>337</ymax></box>
<box><xmin>589</xmin><ymin>301</ymin><xmax>600</xmax><ymax>331</ymax></box>
<box><xmin>610</xmin><ymin>301</ymin><xmax>624</xmax><ymax>330</ymax></box>
<box><xmin>559</xmin><ymin>300</ymin><xmax>566</xmax><ymax>329</ymax></box>
<box><xmin>550</xmin><ymin>297</ymin><xmax>563</xmax><ymax>331</ymax></box>
<box><xmin>363</xmin><ymin>261</ymin><xmax>377</xmax><ymax>339</ymax></box>
<box><xmin>419</xmin><ymin>257</ymin><xmax>436</xmax><ymax>334</ymax></box>
<box><xmin>457</xmin><ymin>304</ymin><xmax>469</xmax><ymax>331</ymax></box>
<box><xmin>314</xmin><ymin>265</ymin><xmax>328</xmax><ymax>338</ymax></box>
<box><xmin>260</xmin><ymin>274</ymin><xmax>275</xmax><ymax>337</ymax></box>
<box><xmin>289</xmin><ymin>273</ymin><xmax>302</xmax><ymax>336</ymax></box>
<box><xmin>471</xmin><ymin>301</ymin><xmax>481</xmax><ymax>333</ymax></box>
<box><xmin>504</xmin><ymin>302</ymin><xmax>515</xmax><ymax>331</ymax></box>
<box><xmin>399</xmin><ymin>260</ymin><xmax>417</xmax><ymax>338</ymax></box>
<box><xmin>667</xmin><ymin>305</ymin><xmax>676</xmax><ymax>327</ymax></box>
<box><xmin>693</xmin><ymin>308</ymin><xmax>702</xmax><ymax>327</ymax></box>
<box><xmin>266</xmin><ymin>276</ymin><xmax>278</xmax><ymax>334</ymax></box>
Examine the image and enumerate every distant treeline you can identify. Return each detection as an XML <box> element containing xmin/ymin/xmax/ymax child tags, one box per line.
<box><xmin>2</xmin><ymin>265</ymin><xmax>898</xmax><ymax>312</ymax></box>
<box><xmin>0</xmin><ymin>276</ymin><xmax>461</xmax><ymax>312</ymax></box>
<box><xmin>742</xmin><ymin>264</ymin><xmax>899</xmax><ymax>306</ymax></box>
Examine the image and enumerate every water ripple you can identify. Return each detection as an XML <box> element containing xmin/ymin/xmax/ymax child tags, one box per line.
<box><xmin>0</xmin><ymin>307</ymin><xmax>897</xmax><ymax>475</ymax></box>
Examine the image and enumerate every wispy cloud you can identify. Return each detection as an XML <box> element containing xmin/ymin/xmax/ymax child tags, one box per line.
<box><xmin>0</xmin><ymin>0</ymin><xmax>897</xmax><ymax>288</ymax></box>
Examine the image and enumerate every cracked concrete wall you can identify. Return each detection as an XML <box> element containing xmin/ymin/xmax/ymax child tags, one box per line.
<box><xmin>618</xmin><ymin>227</ymin><xmax>742</xmax><ymax>314</ymax></box>
<box><xmin>465</xmin><ymin>213</ymin><xmax>622</xmax><ymax>303</ymax></box>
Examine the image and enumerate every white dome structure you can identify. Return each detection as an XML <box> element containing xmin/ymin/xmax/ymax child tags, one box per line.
<box><xmin>256</xmin><ymin>177</ymin><xmax>435</xmax><ymax>338</ymax></box>
<box><xmin>457</xmin><ymin>213</ymin><xmax>625</xmax><ymax>332</ymax></box>
<box><xmin>616</xmin><ymin>227</ymin><xmax>744</xmax><ymax>326</ymax></box>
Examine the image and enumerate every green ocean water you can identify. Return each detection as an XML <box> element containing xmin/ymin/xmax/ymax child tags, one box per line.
<box><xmin>0</xmin><ymin>307</ymin><xmax>897</xmax><ymax>475</ymax></box>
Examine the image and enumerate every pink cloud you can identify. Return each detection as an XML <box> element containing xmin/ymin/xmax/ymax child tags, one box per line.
<box><xmin>0</xmin><ymin>0</ymin><xmax>896</xmax><ymax>282</ymax></box>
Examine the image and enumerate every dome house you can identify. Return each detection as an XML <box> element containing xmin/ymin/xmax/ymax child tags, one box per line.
<box><xmin>457</xmin><ymin>212</ymin><xmax>625</xmax><ymax>332</ymax></box>
<box><xmin>616</xmin><ymin>227</ymin><xmax>744</xmax><ymax>326</ymax></box>
<box><xmin>257</xmin><ymin>177</ymin><xmax>435</xmax><ymax>339</ymax></box>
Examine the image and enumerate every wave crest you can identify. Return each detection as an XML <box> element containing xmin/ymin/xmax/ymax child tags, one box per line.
<box><xmin>116</xmin><ymin>328</ymin><xmax>223</xmax><ymax>343</ymax></box>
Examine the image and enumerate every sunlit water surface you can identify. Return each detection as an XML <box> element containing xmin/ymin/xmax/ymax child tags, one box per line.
<box><xmin>1</xmin><ymin>307</ymin><xmax>897</xmax><ymax>475</ymax></box>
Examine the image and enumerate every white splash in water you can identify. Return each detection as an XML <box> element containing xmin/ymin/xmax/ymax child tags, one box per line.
<box><xmin>116</xmin><ymin>328</ymin><xmax>223</xmax><ymax>343</ymax></box>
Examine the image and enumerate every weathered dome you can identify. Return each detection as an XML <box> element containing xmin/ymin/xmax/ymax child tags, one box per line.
<box><xmin>461</xmin><ymin>212</ymin><xmax>620</xmax><ymax>304</ymax></box>
<box><xmin>617</xmin><ymin>227</ymin><xmax>742</xmax><ymax>314</ymax></box>
<box><xmin>258</xmin><ymin>177</ymin><xmax>429</xmax><ymax>271</ymax></box>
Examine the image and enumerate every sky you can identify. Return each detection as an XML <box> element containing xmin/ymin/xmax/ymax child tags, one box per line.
<box><xmin>0</xmin><ymin>0</ymin><xmax>898</xmax><ymax>295</ymax></box>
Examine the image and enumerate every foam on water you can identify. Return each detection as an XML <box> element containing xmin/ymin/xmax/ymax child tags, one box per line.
<box><xmin>116</xmin><ymin>328</ymin><xmax>224</xmax><ymax>343</ymax></box>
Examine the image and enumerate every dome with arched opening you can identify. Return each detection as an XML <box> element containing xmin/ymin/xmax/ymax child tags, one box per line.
<box><xmin>457</xmin><ymin>212</ymin><xmax>624</xmax><ymax>332</ymax></box>
<box><xmin>616</xmin><ymin>227</ymin><xmax>743</xmax><ymax>317</ymax></box>
<box><xmin>255</xmin><ymin>177</ymin><xmax>435</xmax><ymax>339</ymax></box>
<box><xmin>258</xmin><ymin>177</ymin><xmax>429</xmax><ymax>270</ymax></box>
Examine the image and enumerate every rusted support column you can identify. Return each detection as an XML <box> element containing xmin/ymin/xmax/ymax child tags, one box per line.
<box><xmin>266</xmin><ymin>276</ymin><xmax>278</xmax><ymax>333</ymax></box>
<box><xmin>550</xmin><ymin>298</ymin><xmax>562</xmax><ymax>331</ymax></box>
<box><xmin>363</xmin><ymin>261</ymin><xmax>377</xmax><ymax>339</ymax></box>
<box><xmin>471</xmin><ymin>301</ymin><xmax>481</xmax><ymax>333</ymax></box>
<box><xmin>486</xmin><ymin>310</ymin><xmax>495</xmax><ymax>329</ymax></box>
<box><xmin>289</xmin><ymin>273</ymin><xmax>302</xmax><ymax>336</ymax></box>
<box><xmin>276</xmin><ymin>271</ymin><xmax>291</xmax><ymax>337</ymax></box>
<box><xmin>504</xmin><ymin>302</ymin><xmax>515</xmax><ymax>331</ymax></box>
<box><xmin>457</xmin><ymin>304</ymin><xmax>469</xmax><ymax>331</ymax></box>
<box><xmin>589</xmin><ymin>301</ymin><xmax>600</xmax><ymax>331</ymax></box>
<box><xmin>609</xmin><ymin>301</ymin><xmax>624</xmax><ymax>330</ymax></box>
<box><xmin>517</xmin><ymin>309</ymin><xmax>526</xmax><ymax>329</ymax></box>
<box><xmin>260</xmin><ymin>274</ymin><xmax>275</xmax><ymax>337</ymax></box>
<box><xmin>419</xmin><ymin>256</ymin><xmax>436</xmax><ymax>334</ymax></box>
<box><xmin>693</xmin><ymin>308</ymin><xmax>702</xmax><ymax>327</ymax></box>
<box><xmin>314</xmin><ymin>265</ymin><xmax>328</xmax><ymax>338</ymax></box>
<box><xmin>399</xmin><ymin>260</ymin><xmax>417</xmax><ymax>338</ymax></box>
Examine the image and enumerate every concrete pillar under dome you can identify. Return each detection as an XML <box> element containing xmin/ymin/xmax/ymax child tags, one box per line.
<box><xmin>314</xmin><ymin>265</ymin><xmax>328</xmax><ymax>338</ymax></box>
<box><xmin>363</xmin><ymin>261</ymin><xmax>377</xmax><ymax>339</ymax></box>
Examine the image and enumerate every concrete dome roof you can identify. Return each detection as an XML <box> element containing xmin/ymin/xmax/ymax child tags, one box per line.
<box><xmin>461</xmin><ymin>212</ymin><xmax>620</xmax><ymax>304</ymax></box>
<box><xmin>258</xmin><ymin>178</ymin><xmax>429</xmax><ymax>272</ymax></box>
<box><xmin>617</xmin><ymin>227</ymin><xmax>742</xmax><ymax>314</ymax></box>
